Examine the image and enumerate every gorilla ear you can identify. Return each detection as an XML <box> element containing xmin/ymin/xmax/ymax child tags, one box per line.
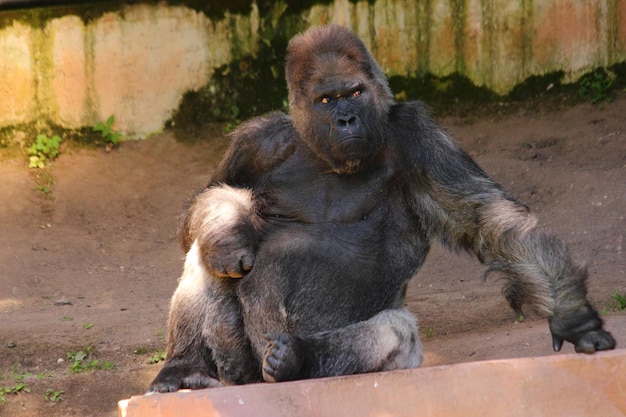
<box><xmin>285</xmin><ymin>25</ymin><xmax>394</xmax><ymax>113</ymax></box>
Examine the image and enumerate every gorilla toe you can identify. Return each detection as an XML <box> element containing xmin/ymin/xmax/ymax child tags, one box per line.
<box><xmin>262</xmin><ymin>333</ymin><xmax>304</xmax><ymax>383</ymax></box>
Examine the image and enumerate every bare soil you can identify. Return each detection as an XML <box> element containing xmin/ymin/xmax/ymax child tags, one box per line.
<box><xmin>1</xmin><ymin>93</ymin><xmax>625</xmax><ymax>417</ymax></box>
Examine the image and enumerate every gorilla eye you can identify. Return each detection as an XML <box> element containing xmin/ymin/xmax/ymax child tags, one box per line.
<box><xmin>352</xmin><ymin>90</ymin><xmax>362</xmax><ymax>98</ymax></box>
<box><xmin>321</xmin><ymin>96</ymin><xmax>331</xmax><ymax>104</ymax></box>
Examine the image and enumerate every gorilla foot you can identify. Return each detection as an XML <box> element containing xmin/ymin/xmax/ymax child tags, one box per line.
<box><xmin>262</xmin><ymin>333</ymin><xmax>304</xmax><ymax>383</ymax></box>
<box><xmin>147</xmin><ymin>361</ymin><xmax>222</xmax><ymax>393</ymax></box>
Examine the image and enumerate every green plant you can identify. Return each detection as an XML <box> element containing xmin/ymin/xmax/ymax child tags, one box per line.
<box><xmin>0</xmin><ymin>365</ymin><xmax>34</xmax><ymax>405</ymax></box>
<box><xmin>44</xmin><ymin>389</ymin><xmax>64</xmax><ymax>403</ymax></box>
<box><xmin>134</xmin><ymin>347</ymin><xmax>166</xmax><ymax>364</ymax></box>
<box><xmin>1</xmin><ymin>364</ymin><xmax>46</xmax><ymax>382</ymax></box>
<box><xmin>424</xmin><ymin>327</ymin><xmax>434</xmax><ymax>338</ymax></box>
<box><xmin>67</xmin><ymin>346</ymin><xmax>116</xmax><ymax>373</ymax></box>
<box><xmin>612</xmin><ymin>291</ymin><xmax>626</xmax><ymax>310</ymax></box>
<box><xmin>32</xmin><ymin>171</ymin><xmax>56</xmax><ymax>197</ymax></box>
<box><xmin>27</xmin><ymin>134</ymin><xmax>62</xmax><ymax>169</ymax></box>
<box><xmin>155</xmin><ymin>328</ymin><xmax>165</xmax><ymax>341</ymax></box>
<box><xmin>578</xmin><ymin>68</ymin><xmax>614</xmax><ymax>103</ymax></box>
<box><xmin>0</xmin><ymin>383</ymin><xmax>30</xmax><ymax>405</ymax></box>
<box><xmin>133</xmin><ymin>347</ymin><xmax>149</xmax><ymax>355</ymax></box>
<box><xmin>93</xmin><ymin>115</ymin><xmax>122</xmax><ymax>149</ymax></box>
<box><xmin>83</xmin><ymin>323</ymin><xmax>94</xmax><ymax>330</ymax></box>
<box><xmin>148</xmin><ymin>349</ymin><xmax>167</xmax><ymax>364</ymax></box>
<box><xmin>602</xmin><ymin>291</ymin><xmax>626</xmax><ymax>314</ymax></box>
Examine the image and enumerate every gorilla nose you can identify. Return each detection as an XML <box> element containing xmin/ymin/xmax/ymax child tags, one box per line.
<box><xmin>337</xmin><ymin>115</ymin><xmax>357</xmax><ymax>127</ymax></box>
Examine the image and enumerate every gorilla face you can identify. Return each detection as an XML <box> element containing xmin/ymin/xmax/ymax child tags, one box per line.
<box><xmin>310</xmin><ymin>72</ymin><xmax>379</xmax><ymax>174</ymax></box>
<box><xmin>318</xmin><ymin>85</ymin><xmax>371</xmax><ymax>166</ymax></box>
<box><xmin>285</xmin><ymin>26</ymin><xmax>392</xmax><ymax>174</ymax></box>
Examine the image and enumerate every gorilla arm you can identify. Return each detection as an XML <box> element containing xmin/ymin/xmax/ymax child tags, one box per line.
<box><xmin>395</xmin><ymin>102</ymin><xmax>616</xmax><ymax>353</ymax></box>
<box><xmin>178</xmin><ymin>112</ymin><xmax>296</xmax><ymax>278</ymax></box>
<box><xmin>149</xmin><ymin>113</ymin><xmax>298</xmax><ymax>391</ymax></box>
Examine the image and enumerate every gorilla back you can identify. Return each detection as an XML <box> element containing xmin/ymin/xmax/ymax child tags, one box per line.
<box><xmin>148</xmin><ymin>25</ymin><xmax>614</xmax><ymax>393</ymax></box>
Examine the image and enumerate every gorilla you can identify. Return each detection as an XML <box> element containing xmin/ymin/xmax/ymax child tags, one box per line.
<box><xmin>148</xmin><ymin>25</ymin><xmax>615</xmax><ymax>392</ymax></box>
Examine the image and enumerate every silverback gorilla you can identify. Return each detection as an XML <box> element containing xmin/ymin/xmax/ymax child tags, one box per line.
<box><xmin>148</xmin><ymin>25</ymin><xmax>615</xmax><ymax>392</ymax></box>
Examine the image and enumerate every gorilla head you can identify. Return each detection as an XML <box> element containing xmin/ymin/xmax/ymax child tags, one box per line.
<box><xmin>285</xmin><ymin>26</ymin><xmax>394</xmax><ymax>175</ymax></box>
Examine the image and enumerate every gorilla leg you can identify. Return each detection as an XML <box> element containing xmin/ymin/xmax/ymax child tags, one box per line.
<box><xmin>148</xmin><ymin>240</ymin><xmax>261</xmax><ymax>393</ymax></box>
<box><xmin>262</xmin><ymin>309</ymin><xmax>422</xmax><ymax>383</ymax></box>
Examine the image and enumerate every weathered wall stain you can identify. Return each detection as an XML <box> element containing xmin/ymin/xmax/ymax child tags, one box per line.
<box><xmin>0</xmin><ymin>0</ymin><xmax>624</xmax><ymax>140</ymax></box>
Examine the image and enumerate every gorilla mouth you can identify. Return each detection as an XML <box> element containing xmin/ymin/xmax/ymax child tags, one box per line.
<box><xmin>336</xmin><ymin>135</ymin><xmax>365</xmax><ymax>144</ymax></box>
<box><xmin>332</xmin><ymin>136</ymin><xmax>369</xmax><ymax>153</ymax></box>
<box><xmin>330</xmin><ymin>136</ymin><xmax>372</xmax><ymax>174</ymax></box>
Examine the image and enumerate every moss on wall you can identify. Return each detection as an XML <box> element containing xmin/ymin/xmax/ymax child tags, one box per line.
<box><xmin>1</xmin><ymin>0</ymin><xmax>625</xmax><ymax>144</ymax></box>
<box><xmin>0</xmin><ymin>2</ymin><xmax>126</xmax><ymax>29</ymax></box>
<box><xmin>166</xmin><ymin>2</ymin><xmax>300</xmax><ymax>129</ymax></box>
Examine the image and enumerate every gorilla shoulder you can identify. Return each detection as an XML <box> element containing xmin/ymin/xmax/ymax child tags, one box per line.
<box><xmin>212</xmin><ymin>112</ymin><xmax>298</xmax><ymax>185</ymax></box>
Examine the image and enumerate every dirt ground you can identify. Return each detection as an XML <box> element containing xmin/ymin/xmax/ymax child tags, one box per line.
<box><xmin>1</xmin><ymin>92</ymin><xmax>625</xmax><ymax>417</ymax></box>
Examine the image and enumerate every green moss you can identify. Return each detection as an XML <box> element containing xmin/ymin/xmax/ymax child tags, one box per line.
<box><xmin>389</xmin><ymin>63</ymin><xmax>626</xmax><ymax>116</ymax></box>
<box><xmin>167</xmin><ymin>39</ymin><xmax>289</xmax><ymax>129</ymax></box>
<box><xmin>507</xmin><ymin>71</ymin><xmax>572</xmax><ymax>101</ymax></box>
<box><xmin>608</xmin><ymin>62</ymin><xmax>626</xmax><ymax>89</ymax></box>
<box><xmin>165</xmin><ymin>0</ymin><xmax>336</xmax><ymax>20</ymax></box>
<box><xmin>577</xmin><ymin>68</ymin><xmax>614</xmax><ymax>103</ymax></box>
<box><xmin>0</xmin><ymin>2</ymin><xmax>131</xmax><ymax>30</ymax></box>
<box><xmin>389</xmin><ymin>73</ymin><xmax>498</xmax><ymax>114</ymax></box>
<box><xmin>167</xmin><ymin>4</ymin><xmax>297</xmax><ymax>130</ymax></box>
<box><xmin>450</xmin><ymin>0</ymin><xmax>468</xmax><ymax>74</ymax></box>
<box><xmin>0</xmin><ymin>120</ymin><xmax>105</xmax><ymax>152</ymax></box>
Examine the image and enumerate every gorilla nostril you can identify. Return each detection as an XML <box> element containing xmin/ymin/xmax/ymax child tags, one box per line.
<box><xmin>338</xmin><ymin>116</ymin><xmax>357</xmax><ymax>127</ymax></box>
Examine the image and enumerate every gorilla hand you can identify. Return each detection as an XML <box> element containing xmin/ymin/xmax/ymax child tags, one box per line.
<box><xmin>180</xmin><ymin>185</ymin><xmax>259</xmax><ymax>278</ymax></box>
<box><xmin>549</xmin><ymin>304</ymin><xmax>616</xmax><ymax>353</ymax></box>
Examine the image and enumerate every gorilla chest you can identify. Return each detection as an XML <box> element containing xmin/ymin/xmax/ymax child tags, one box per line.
<box><xmin>256</xmin><ymin>165</ymin><xmax>389</xmax><ymax>224</ymax></box>
<box><xmin>253</xmin><ymin>163</ymin><xmax>428</xmax><ymax>275</ymax></box>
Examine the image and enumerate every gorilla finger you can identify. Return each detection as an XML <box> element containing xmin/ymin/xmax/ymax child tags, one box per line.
<box><xmin>574</xmin><ymin>330</ymin><xmax>616</xmax><ymax>353</ymax></box>
<box><xmin>240</xmin><ymin>252</ymin><xmax>254</xmax><ymax>272</ymax></box>
<box><xmin>146</xmin><ymin>382</ymin><xmax>179</xmax><ymax>394</ymax></box>
<box><xmin>264</xmin><ymin>355</ymin><xmax>279</xmax><ymax>372</ymax></box>
<box><xmin>596</xmin><ymin>330</ymin><xmax>617</xmax><ymax>350</ymax></box>
<box><xmin>552</xmin><ymin>334</ymin><xmax>564</xmax><ymax>352</ymax></box>
<box><xmin>224</xmin><ymin>267</ymin><xmax>245</xmax><ymax>279</ymax></box>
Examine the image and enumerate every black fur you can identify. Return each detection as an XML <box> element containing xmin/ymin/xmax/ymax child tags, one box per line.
<box><xmin>148</xmin><ymin>26</ymin><xmax>615</xmax><ymax>393</ymax></box>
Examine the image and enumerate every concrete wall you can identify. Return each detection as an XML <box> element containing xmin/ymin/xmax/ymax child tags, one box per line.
<box><xmin>0</xmin><ymin>0</ymin><xmax>625</xmax><ymax>140</ymax></box>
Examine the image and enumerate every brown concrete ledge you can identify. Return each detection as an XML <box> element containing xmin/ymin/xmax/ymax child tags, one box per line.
<box><xmin>119</xmin><ymin>349</ymin><xmax>626</xmax><ymax>417</ymax></box>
